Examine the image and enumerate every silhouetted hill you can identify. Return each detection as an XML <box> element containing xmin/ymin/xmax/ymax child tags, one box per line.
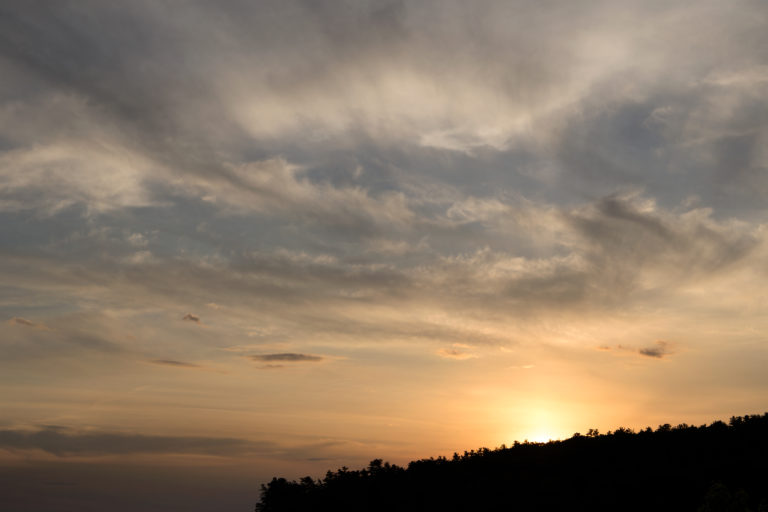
<box><xmin>256</xmin><ymin>413</ymin><xmax>768</xmax><ymax>511</ymax></box>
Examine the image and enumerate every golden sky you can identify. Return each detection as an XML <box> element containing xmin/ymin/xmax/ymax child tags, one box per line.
<box><xmin>1</xmin><ymin>1</ymin><xmax>768</xmax><ymax>510</ymax></box>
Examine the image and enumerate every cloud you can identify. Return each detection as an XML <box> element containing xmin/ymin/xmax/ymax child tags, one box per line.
<box><xmin>600</xmin><ymin>341</ymin><xmax>674</xmax><ymax>359</ymax></box>
<box><xmin>0</xmin><ymin>426</ymin><xmax>257</xmax><ymax>456</ymax></box>
<box><xmin>148</xmin><ymin>359</ymin><xmax>200</xmax><ymax>368</ymax></box>
<box><xmin>249</xmin><ymin>353</ymin><xmax>323</xmax><ymax>363</ymax></box>
<box><xmin>123</xmin><ymin>250</ymin><xmax>154</xmax><ymax>265</ymax></box>
<box><xmin>437</xmin><ymin>348</ymin><xmax>478</xmax><ymax>360</ymax></box>
<box><xmin>8</xmin><ymin>317</ymin><xmax>37</xmax><ymax>327</ymax></box>
<box><xmin>1</xmin><ymin>3</ymin><xmax>768</xmax><ymax>462</ymax></box>
<box><xmin>127</xmin><ymin>233</ymin><xmax>148</xmax><ymax>247</ymax></box>
<box><xmin>4</xmin><ymin>0</ymin><xmax>757</xmax><ymax>227</ymax></box>
<box><xmin>639</xmin><ymin>340</ymin><xmax>673</xmax><ymax>359</ymax></box>
<box><xmin>1</xmin><ymin>312</ymin><xmax>127</xmax><ymax>361</ymax></box>
<box><xmin>0</xmin><ymin>423</ymin><xmax>351</xmax><ymax>463</ymax></box>
<box><xmin>0</xmin><ymin>138</ymin><xmax>157</xmax><ymax>215</ymax></box>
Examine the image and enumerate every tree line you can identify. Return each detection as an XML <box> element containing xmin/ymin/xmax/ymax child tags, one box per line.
<box><xmin>256</xmin><ymin>413</ymin><xmax>768</xmax><ymax>511</ymax></box>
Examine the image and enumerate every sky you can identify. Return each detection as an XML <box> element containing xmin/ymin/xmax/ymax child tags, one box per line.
<box><xmin>1</xmin><ymin>0</ymin><xmax>768</xmax><ymax>510</ymax></box>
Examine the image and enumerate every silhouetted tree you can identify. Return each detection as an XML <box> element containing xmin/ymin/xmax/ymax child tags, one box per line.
<box><xmin>256</xmin><ymin>413</ymin><xmax>768</xmax><ymax>511</ymax></box>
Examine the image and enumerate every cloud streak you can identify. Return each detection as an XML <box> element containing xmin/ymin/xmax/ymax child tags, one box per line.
<box><xmin>148</xmin><ymin>359</ymin><xmax>200</xmax><ymax>368</ymax></box>
<box><xmin>437</xmin><ymin>348</ymin><xmax>478</xmax><ymax>360</ymax></box>
<box><xmin>249</xmin><ymin>353</ymin><xmax>323</xmax><ymax>363</ymax></box>
<box><xmin>7</xmin><ymin>317</ymin><xmax>37</xmax><ymax>327</ymax></box>
<box><xmin>0</xmin><ymin>426</ymin><xmax>257</xmax><ymax>457</ymax></box>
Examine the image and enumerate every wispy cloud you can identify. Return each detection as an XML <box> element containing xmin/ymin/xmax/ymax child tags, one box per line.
<box><xmin>257</xmin><ymin>364</ymin><xmax>285</xmax><ymax>370</ymax></box>
<box><xmin>2</xmin><ymin>313</ymin><xmax>126</xmax><ymax>360</ymax></box>
<box><xmin>437</xmin><ymin>347</ymin><xmax>478</xmax><ymax>360</ymax></box>
<box><xmin>249</xmin><ymin>353</ymin><xmax>323</xmax><ymax>363</ymax></box>
<box><xmin>7</xmin><ymin>317</ymin><xmax>38</xmax><ymax>327</ymax></box>
<box><xmin>0</xmin><ymin>426</ymin><xmax>257</xmax><ymax>456</ymax></box>
<box><xmin>148</xmin><ymin>359</ymin><xmax>200</xmax><ymax>368</ymax></box>
<box><xmin>600</xmin><ymin>341</ymin><xmax>674</xmax><ymax>360</ymax></box>
<box><xmin>0</xmin><ymin>425</ymin><xmax>357</xmax><ymax>463</ymax></box>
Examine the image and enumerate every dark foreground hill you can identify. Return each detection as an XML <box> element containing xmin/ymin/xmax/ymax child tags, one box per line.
<box><xmin>256</xmin><ymin>413</ymin><xmax>768</xmax><ymax>511</ymax></box>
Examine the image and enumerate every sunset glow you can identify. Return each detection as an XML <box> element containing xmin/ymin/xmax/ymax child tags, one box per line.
<box><xmin>2</xmin><ymin>1</ymin><xmax>768</xmax><ymax>511</ymax></box>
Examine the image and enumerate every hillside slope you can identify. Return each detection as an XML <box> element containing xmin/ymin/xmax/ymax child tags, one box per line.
<box><xmin>256</xmin><ymin>413</ymin><xmax>768</xmax><ymax>511</ymax></box>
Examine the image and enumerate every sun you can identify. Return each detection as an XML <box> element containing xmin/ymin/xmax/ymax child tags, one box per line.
<box><xmin>516</xmin><ymin>408</ymin><xmax>566</xmax><ymax>444</ymax></box>
<box><xmin>526</xmin><ymin>429</ymin><xmax>558</xmax><ymax>443</ymax></box>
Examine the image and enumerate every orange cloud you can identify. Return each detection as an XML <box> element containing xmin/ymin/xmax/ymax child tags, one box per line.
<box><xmin>437</xmin><ymin>348</ymin><xmax>478</xmax><ymax>360</ymax></box>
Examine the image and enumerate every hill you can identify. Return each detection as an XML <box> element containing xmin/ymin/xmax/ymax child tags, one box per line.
<box><xmin>256</xmin><ymin>413</ymin><xmax>768</xmax><ymax>511</ymax></box>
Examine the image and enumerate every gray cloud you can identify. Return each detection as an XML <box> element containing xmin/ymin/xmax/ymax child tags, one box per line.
<box><xmin>560</xmin><ymin>192</ymin><xmax>758</xmax><ymax>302</ymax></box>
<box><xmin>601</xmin><ymin>341</ymin><xmax>674</xmax><ymax>359</ymax></box>
<box><xmin>250</xmin><ymin>353</ymin><xmax>323</xmax><ymax>362</ymax></box>
<box><xmin>0</xmin><ymin>426</ymin><xmax>353</xmax><ymax>466</ymax></box>
<box><xmin>0</xmin><ymin>187</ymin><xmax>762</xmax><ymax>358</ymax></box>
<box><xmin>2</xmin><ymin>0</ymin><xmax>762</xmax><ymax>222</ymax></box>
<box><xmin>0</xmin><ymin>426</ymin><xmax>258</xmax><ymax>456</ymax></box>
<box><xmin>182</xmin><ymin>313</ymin><xmax>200</xmax><ymax>323</ymax></box>
<box><xmin>639</xmin><ymin>341</ymin><xmax>672</xmax><ymax>359</ymax></box>
<box><xmin>0</xmin><ymin>312</ymin><xmax>127</xmax><ymax>361</ymax></box>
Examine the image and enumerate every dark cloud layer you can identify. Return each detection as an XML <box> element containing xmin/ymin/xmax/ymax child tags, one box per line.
<box><xmin>0</xmin><ymin>426</ymin><xmax>256</xmax><ymax>456</ymax></box>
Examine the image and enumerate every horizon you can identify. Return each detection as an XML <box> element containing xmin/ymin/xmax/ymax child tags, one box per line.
<box><xmin>2</xmin><ymin>1</ymin><xmax>768</xmax><ymax>511</ymax></box>
<box><xmin>255</xmin><ymin>414</ymin><xmax>768</xmax><ymax>511</ymax></box>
